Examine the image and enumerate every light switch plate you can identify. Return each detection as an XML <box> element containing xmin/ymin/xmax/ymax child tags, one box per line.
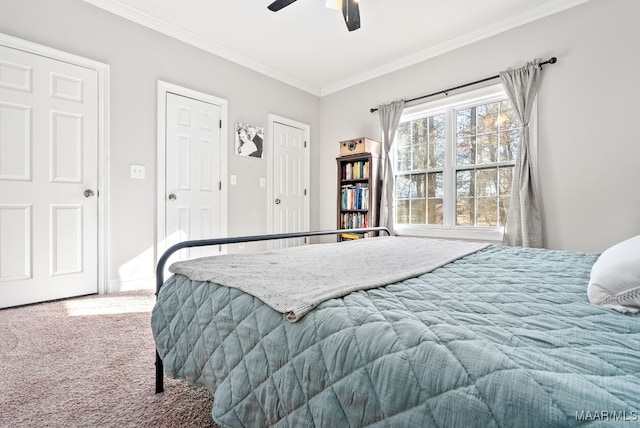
<box><xmin>230</xmin><ymin>174</ymin><xmax>237</xmax><ymax>185</ymax></box>
<box><xmin>130</xmin><ymin>164</ymin><xmax>145</xmax><ymax>179</ymax></box>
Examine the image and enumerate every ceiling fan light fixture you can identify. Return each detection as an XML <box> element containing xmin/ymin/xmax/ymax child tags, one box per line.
<box><xmin>325</xmin><ymin>0</ymin><xmax>341</xmax><ymax>11</ymax></box>
<box><xmin>269</xmin><ymin>0</ymin><xmax>361</xmax><ymax>31</ymax></box>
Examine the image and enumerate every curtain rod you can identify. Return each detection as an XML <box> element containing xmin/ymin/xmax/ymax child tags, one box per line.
<box><xmin>369</xmin><ymin>57</ymin><xmax>557</xmax><ymax>113</ymax></box>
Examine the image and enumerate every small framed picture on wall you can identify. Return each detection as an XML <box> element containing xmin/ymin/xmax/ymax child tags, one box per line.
<box><xmin>235</xmin><ymin>122</ymin><xmax>264</xmax><ymax>158</ymax></box>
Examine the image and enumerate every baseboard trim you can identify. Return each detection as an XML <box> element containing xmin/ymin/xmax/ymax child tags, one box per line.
<box><xmin>108</xmin><ymin>277</ymin><xmax>155</xmax><ymax>293</ymax></box>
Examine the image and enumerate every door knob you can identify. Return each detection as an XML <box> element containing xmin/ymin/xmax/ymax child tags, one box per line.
<box><xmin>84</xmin><ymin>189</ymin><xmax>95</xmax><ymax>198</ymax></box>
<box><xmin>274</xmin><ymin>198</ymin><xmax>281</xmax><ymax>205</ymax></box>
<box><xmin>168</xmin><ymin>193</ymin><xmax>177</xmax><ymax>201</ymax></box>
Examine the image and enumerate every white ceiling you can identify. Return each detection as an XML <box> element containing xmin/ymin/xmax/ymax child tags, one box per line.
<box><xmin>83</xmin><ymin>0</ymin><xmax>588</xmax><ymax>96</ymax></box>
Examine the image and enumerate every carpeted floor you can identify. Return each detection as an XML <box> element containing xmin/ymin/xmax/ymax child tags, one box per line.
<box><xmin>0</xmin><ymin>290</ymin><xmax>218</xmax><ymax>428</ymax></box>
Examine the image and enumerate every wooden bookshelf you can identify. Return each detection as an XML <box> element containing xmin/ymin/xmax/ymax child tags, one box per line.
<box><xmin>336</xmin><ymin>150</ymin><xmax>381</xmax><ymax>241</ymax></box>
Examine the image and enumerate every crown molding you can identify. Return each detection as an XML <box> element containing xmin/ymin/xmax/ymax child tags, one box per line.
<box><xmin>320</xmin><ymin>0</ymin><xmax>590</xmax><ymax>95</ymax></box>
<box><xmin>82</xmin><ymin>0</ymin><xmax>322</xmax><ymax>96</ymax></box>
<box><xmin>83</xmin><ymin>0</ymin><xmax>589</xmax><ymax>97</ymax></box>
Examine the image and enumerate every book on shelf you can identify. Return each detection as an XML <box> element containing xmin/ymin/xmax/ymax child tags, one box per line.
<box><xmin>341</xmin><ymin>232</ymin><xmax>364</xmax><ymax>240</ymax></box>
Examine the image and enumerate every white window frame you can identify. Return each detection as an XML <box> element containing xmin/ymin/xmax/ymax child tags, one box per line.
<box><xmin>394</xmin><ymin>84</ymin><xmax>537</xmax><ymax>242</ymax></box>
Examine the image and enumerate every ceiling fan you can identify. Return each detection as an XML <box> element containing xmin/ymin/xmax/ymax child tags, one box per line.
<box><xmin>268</xmin><ymin>0</ymin><xmax>361</xmax><ymax>32</ymax></box>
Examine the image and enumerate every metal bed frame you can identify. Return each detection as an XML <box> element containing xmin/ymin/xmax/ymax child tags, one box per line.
<box><xmin>154</xmin><ymin>227</ymin><xmax>391</xmax><ymax>393</ymax></box>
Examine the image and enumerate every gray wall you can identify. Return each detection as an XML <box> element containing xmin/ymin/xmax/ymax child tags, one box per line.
<box><xmin>1</xmin><ymin>0</ymin><xmax>637</xmax><ymax>292</ymax></box>
<box><xmin>0</xmin><ymin>0</ymin><xmax>320</xmax><ymax>289</ymax></box>
<box><xmin>318</xmin><ymin>0</ymin><xmax>640</xmax><ymax>253</ymax></box>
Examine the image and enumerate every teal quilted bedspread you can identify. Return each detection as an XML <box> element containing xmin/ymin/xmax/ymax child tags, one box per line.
<box><xmin>151</xmin><ymin>245</ymin><xmax>640</xmax><ymax>427</ymax></box>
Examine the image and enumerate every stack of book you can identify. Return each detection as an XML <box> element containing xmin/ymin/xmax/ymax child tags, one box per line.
<box><xmin>342</xmin><ymin>161</ymin><xmax>370</xmax><ymax>181</ymax></box>
<box><xmin>340</xmin><ymin>212</ymin><xmax>369</xmax><ymax>229</ymax></box>
<box><xmin>341</xmin><ymin>183</ymin><xmax>370</xmax><ymax>210</ymax></box>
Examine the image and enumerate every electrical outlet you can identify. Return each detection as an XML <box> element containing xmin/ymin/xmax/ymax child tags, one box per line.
<box><xmin>130</xmin><ymin>164</ymin><xmax>145</xmax><ymax>179</ymax></box>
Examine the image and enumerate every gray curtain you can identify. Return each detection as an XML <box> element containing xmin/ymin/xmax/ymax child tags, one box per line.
<box><xmin>377</xmin><ymin>100</ymin><xmax>405</xmax><ymax>235</ymax></box>
<box><xmin>500</xmin><ymin>60</ymin><xmax>542</xmax><ymax>247</ymax></box>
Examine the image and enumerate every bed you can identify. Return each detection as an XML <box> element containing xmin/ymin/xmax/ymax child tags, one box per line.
<box><xmin>151</xmin><ymin>228</ymin><xmax>640</xmax><ymax>427</ymax></box>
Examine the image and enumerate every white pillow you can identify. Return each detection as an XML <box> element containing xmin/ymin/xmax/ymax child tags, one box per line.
<box><xmin>587</xmin><ymin>235</ymin><xmax>640</xmax><ymax>313</ymax></box>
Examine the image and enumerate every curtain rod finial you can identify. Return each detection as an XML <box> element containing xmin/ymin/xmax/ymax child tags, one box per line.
<box><xmin>539</xmin><ymin>57</ymin><xmax>557</xmax><ymax>69</ymax></box>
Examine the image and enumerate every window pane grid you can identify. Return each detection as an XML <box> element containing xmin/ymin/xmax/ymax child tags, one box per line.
<box><xmin>396</xmin><ymin>114</ymin><xmax>446</xmax><ymax>173</ymax></box>
<box><xmin>455</xmin><ymin>101</ymin><xmax>521</xmax><ymax>167</ymax></box>
<box><xmin>455</xmin><ymin>166</ymin><xmax>513</xmax><ymax>227</ymax></box>
<box><xmin>394</xmin><ymin>90</ymin><xmax>520</xmax><ymax>232</ymax></box>
<box><xmin>453</xmin><ymin>99</ymin><xmax>520</xmax><ymax>228</ymax></box>
<box><xmin>395</xmin><ymin>172</ymin><xmax>443</xmax><ymax>225</ymax></box>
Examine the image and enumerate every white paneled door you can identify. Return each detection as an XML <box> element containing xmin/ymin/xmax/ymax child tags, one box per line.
<box><xmin>271</xmin><ymin>120</ymin><xmax>309</xmax><ymax>248</ymax></box>
<box><xmin>0</xmin><ymin>45</ymin><xmax>98</xmax><ymax>308</ymax></box>
<box><xmin>164</xmin><ymin>92</ymin><xmax>222</xmax><ymax>262</ymax></box>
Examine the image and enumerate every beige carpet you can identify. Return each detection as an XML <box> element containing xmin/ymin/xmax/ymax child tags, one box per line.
<box><xmin>0</xmin><ymin>290</ymin><xmax>218</xmax><ymax>428</ymax></box>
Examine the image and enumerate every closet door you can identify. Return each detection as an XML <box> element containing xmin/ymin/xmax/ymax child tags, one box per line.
<box><xmin>271</xmin><ymin>119</ymin><xmax>309</xmax><ymax>248</ymax></box>
<box><xmin>164</xmin><ymin>92</ymin><xmax>223</xmax><ymax>261</ymax></box>
<box><xmin>0</xmin><ymin>45</ymin><xmax>98</xmax><ymax>308</ymax></box>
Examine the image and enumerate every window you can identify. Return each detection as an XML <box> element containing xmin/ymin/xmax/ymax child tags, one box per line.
<box><xmin>394</xmin><ymin>85</ymin><xmax>529</xmax><ymax>240</ymax></box>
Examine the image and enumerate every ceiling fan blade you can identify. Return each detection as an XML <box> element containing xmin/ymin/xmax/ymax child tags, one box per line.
<box><xmin>341</xmin><ymin>0</ymin><xmax>361</xmax><ymax>31</ymax></box>
<box><xmin>268</xmin><ymin>0</ymin><xmax>298</xmax><ymax>12</ymax></box>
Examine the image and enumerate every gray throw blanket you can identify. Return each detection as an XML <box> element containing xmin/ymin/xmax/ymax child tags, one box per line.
<box><xmin>169</xmin><ymin>236</ymin><xmax>488</xmax><ymax>321</ymax></box>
